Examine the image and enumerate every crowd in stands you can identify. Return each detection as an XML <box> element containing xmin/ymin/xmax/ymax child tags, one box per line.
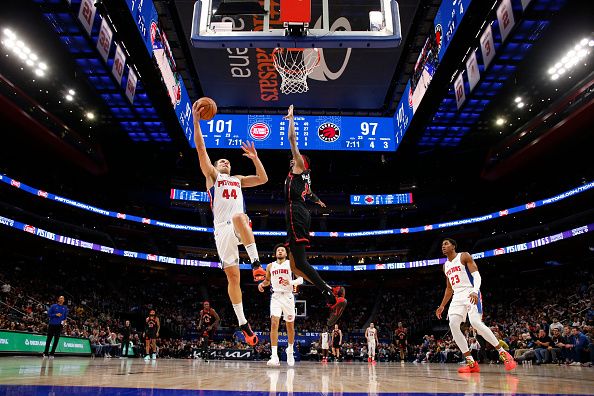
<box><xmin>0</xmin><ymin>255</ymin><xmax>592</xmax><ymax>367</ymax></box>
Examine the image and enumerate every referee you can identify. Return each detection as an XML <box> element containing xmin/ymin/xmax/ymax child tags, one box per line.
<box><xmin>43</xmin><ymin>295</ymin><xmax>68</xmax><ymax>359</ymax></box>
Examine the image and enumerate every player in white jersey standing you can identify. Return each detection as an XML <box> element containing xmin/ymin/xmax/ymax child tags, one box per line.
<box><xmin>435</xmin><ymin>238</ymin><xmax>517</xmax><ymax>373</ymax></box>
<box><xmin>365</xmin><ymin>323</ymin><xmax>379</xmax><ymax>363</ymax></box>
<box><xmin>258</xmin><ymin>244</ymin><xmax>303</xmax><ymax>366</ymax></box>
<box><xmin>320</xmin><ymin>330</ymin><xmax>330</xmax><ymax>362</ymax></box>
<box><xmin>192</xmin><ymin>101</ymin><xmax>268</xmax><ymax>346</ymax></box>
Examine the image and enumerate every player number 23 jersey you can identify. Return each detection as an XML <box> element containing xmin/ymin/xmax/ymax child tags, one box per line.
<box><xmin>444</xmin><ymin>253</ymin><xmax>474</xmax><ymax>298</ymax></box>
<box><xmin>208</xmin><ymin>173</ymin><xmax>245</xmax><ymax>225</ymax></box>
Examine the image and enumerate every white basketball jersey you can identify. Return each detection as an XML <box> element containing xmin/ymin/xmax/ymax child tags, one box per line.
<box><xmin>269</xmin><ymin>260</ymin><xmax>293</xmax><ymax>293</ymax></box>
<box><xmin>366</xmin><ymin>328</ymin><xmax>377</xmax><ymax>342</ymax></box>
<box><xmin>321</xmin><ymin>332</ymin><xmax>330</xmax><ymax>348</ymax></box>
<box><xmin>444</xmin><ymin>253</ymin><xmax>474</xmax><ymax>300</ymax></box>
<box><xmin>208</xmin><ymin>173</ymin><xmax>245</xmax><ymax>225</ymax></box>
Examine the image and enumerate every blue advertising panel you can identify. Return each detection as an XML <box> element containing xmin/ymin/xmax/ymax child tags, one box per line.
<box><xmin>434</xmin><ymin>0</ymin><xmax>473</xmax><ymax>61</ymax></box>
<box><xmin>195</xmin><ymin>115</ymin><xmax>396</xmax><ymax>152</ymax></box>
<box><xmin>1</xmin><ymin>211</ymin><xmax>591</xmax><ymax>272</ymax></box>
<box><xmin>350</xmin><ymin>193</ymin><xmax>413</xmax><ymax>205</ymax></box>
<box><xmin>124</xmin><ymin>0</ymin><xmax>158</xmax><ymax>54</ymax></box>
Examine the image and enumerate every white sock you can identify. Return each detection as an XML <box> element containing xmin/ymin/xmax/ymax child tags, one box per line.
<box><xmin>232</xmin><ymin>303</ymin><xmax>247</xmax><ymax>326</ymax></box>
<box><xmin>497</xmin><ymin>347</ymin><xmax>505</xmax><ymax>354</ymax></box>
<box><xmin>286</xmin><ymin>344</ymin><xmax>293</xmax><ymax>353</ymax></box>
<box><xmin>466</xmin><ymin>355</ymin><xmax>475</xmax><ymax>362</ymax></box>
<box><xmin>271</xmin><ymin>346</ymin><xmax>278</xmax><ymax>357</ymax></box>
<box><xmin>245</xmin><ymin>243</ymin><xmax>259</xmax><ymax>263</ymax></box>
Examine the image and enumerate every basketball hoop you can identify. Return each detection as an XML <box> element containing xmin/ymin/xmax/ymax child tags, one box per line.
<box><xmin>273</xmin><ymin>48</ymin><xmax>320</xmax><ymax>94</ymax></box>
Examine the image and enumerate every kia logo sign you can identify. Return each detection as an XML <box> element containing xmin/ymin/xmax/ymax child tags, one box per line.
<box><xmin>24</xmin><ymin>225</ymin><xmax>36</xmax><ymax>234</ymax></box>
<box><xmin>494</xmin><ymin>248</ymin><xmax>505</xmax><ymax>255</ymax></box>
<box><xmin>526</xmin><ymin>202</ymin><xmax>536</xmax><ymax>209</ymax></box>
<box><xmin>37</xmin><ymin>190</ymin><xmax>48</xmax><ymax>198</ymax></box>
<box><xmin>499</xmin><ymin>210</ymin><xmax>509</xmax><ymax>216</ymax></box>
<box><xmin>10</xmin><ymin>180</ymin><xmax>20</xmax><ymax>188</ymax></box>
<box><xmin>400</xmin><ymin>228</ymin><xmax>409</xmax><ymax>234</ymax></box>
<box><xmin>249</xmin><ymin>122</ymin><xmax>270</xmax><ymax>140</ymax></box>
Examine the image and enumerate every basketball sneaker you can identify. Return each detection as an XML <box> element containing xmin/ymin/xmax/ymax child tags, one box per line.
<box><xmin>458</xmin><ymin>359</ymin><xmax>480</xmax><ymax>373</ymax></box>
<box><xmin>252</xmin><ymin>260</ymin><xmax>266</xmax><ymax>282</ymax></box>
<box><xmin>327</xmin><ymin>295</ymin><xmax>347</xmax><ymax>327</ymax></box>
<box><xmin>368</xmin><ymin>357</ymin><xmax>372</xmax><ymax>363</ymax></box>
<box><xmin>144</xmin><ymin>355</ymin><xmax>150</xmax><ymax>361</ymax></box>
<box><xmin>151</xmin><ymin>353</ymin><xmax>156</xmax><ymax>360</ymax></box>
<box><xmin>240</xmin><ymin>323</ymin><xmax>259</xmax><ymax>346</ymax></box>
<box><xmin>267</xmin><ymin>355</ymin><xmax>280</xmax><ymax>366</ymax></box>
<box><xmin>499</xmin><ymin>351</ymin><xmax>517</xmax><ymax>371</ymax></box>
<box><xmin>287</xmin><ymin>352</ymin><xmax>295</xmax><ymax>367</ymax></box>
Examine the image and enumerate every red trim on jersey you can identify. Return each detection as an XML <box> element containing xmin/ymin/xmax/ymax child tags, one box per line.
<box><xmin>287</xmin><ymin>172</ymin><xmax>310</xmax><ymax>244</ymax></box>
<box><xmin>207</xmin><ymin>187</ymin><xmax>213</xmax><ymax>210</ymax></box>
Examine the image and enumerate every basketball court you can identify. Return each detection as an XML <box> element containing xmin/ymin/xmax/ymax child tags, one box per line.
<box><xmin>0</xmin><ymin>358</ymin><xmax>592</xmax><ymax>395</ymax></box>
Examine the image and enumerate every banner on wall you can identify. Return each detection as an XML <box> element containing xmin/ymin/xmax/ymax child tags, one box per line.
<box><xmin>480</xmin><ymin>24</ymin><xmax>496</xmax><ymax>69</ymax></box>
<box><xmin>125</xmin><ymin>68</ymin><xmax>137</xmax><ymax>103</ymax></box>
<box><xmin>112</xmin><ymin>44</ymin><xmax>126</xmax><ymax>85</ymax></box>
<box><xmin>0</xmin><ymin>330</ymin><xmax>91</xmax><ymax>355</ymax></box>
<box><xmin>465</xmin><ymin>50</ymin><xmax>480</xmax><ymax>92</ymax></box>
<box><xmin>497</xmin><ymin>0</ymin><xmax>515</xmax><ymax>43</ymax></box>
<box><xmin>97</xmin><ymin>17</ymin><xmax>113</xmax><ymax>62</ymax></box>
<box><xmin>454</xmin><ymin>72</ymin><xmax>466</xmax><ymax>109</ymax></box>
<box><xmin>77</xmin><ymin>0</ymin><xmax>97</xmax><ymax>36</ymax></box>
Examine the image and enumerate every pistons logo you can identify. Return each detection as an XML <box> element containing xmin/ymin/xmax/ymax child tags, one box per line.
<box><xmin>318</xmin><ymin>123</ymin><xmax>340</xmax><ymax>143</ymax></box>
<box><xmin>249</xmin><ymin>122</ymin><xmax>270</xmax><ymax>140</ymax></box>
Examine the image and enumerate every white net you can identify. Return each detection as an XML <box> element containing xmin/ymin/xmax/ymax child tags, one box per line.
<box><xmin>273</xmin><ymin>48</ymin><xmax>320</xmax><ymax>94</ymax></box>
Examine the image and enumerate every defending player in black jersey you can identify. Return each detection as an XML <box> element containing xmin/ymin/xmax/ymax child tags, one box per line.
<box><xmin>144</xmin><ymin>309</ymin><xmax>160</xmax><ymax>360</ymax></box>
<box><xmin>197</xmin><ymin>301</ymin><xmax>220</xmax><ymax>361</ymax></box>
<box><xmin>254</xmin><ymin>105</ymin><xmax>347</xmax><ymax>326</ymax></box>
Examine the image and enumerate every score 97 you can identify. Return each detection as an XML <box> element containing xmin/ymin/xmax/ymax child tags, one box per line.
<box><xmin>360</xmin><ymin>122</ymin><xmax>378</xmax><ymax>136</ymax></box>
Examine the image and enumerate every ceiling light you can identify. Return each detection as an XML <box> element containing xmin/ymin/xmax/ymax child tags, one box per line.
<box><xmin>65</xmin><ymin>94</ymin><xmax>73</xmax><ymax>101</ymax></box>
<box><xmin>580</xmin><ymin>38</ymin><xmax>589</xmax><ymax>46</ymax></box>
<box><xmin>514</xmin><ymin>97</ymin><xmax>522</xmax><ymax>103</ymax></box>
<box><xmin>15</xmin><ymin>40</ymin><xmax>24</xmax><ymax>48</ymax></box>
<box><xmin>589</xmin><ymin>40</ymin><xmax>594</xmax><ymax>47</ymax></box>
<box><xmin>28</xmin><ymin>53</ymin><xmax>37</xmax><ymax>61</ymax></box>
<box><xmin>38</xmin><ymin>62</ymin><xmax>47</xmax><ymax>70</ymax></box>
<box><xmin>34</xmin><ymin>68</ymin><xmax>44</xmax><ymax>77</ymax></box>
<box><xmin>68</xmin><ymin>89</ymin><xmax>76</xmax><ymax>96</ymax></box>
<box><xmin>547</xmin><ymin>67</ymin><xmax>556</xmax><ymax>75</ymax></box>
<box><xmin>25</xmin><ymin>59</ymin><xmax>33</xmax><ymax>66</ymax></box>
<box><xmin>496</xmin><ymin>118</ymin><xmax>505</xmax><ymax>125</ymax></box>
<box><xmin>551</xmin><ymin>74</ymin><xmax>559</xmax><ymax>80</ymax></box>
<box><xmin>3</xmin><ymin>28</ymin><xmax>15</xmax><ymax>39</ymax></box>
<box><xmin>86</xmin><ymin>112</ymin><xmax>95</xmax><ymax>120</ymax></box>
<box><xmin>517</xmin><ymin>102</ymin><xmax>525</xmax><ymax>109</ymax></box>
<box><xmin>558</xmin><ymin>67</ymin><xmax>566</xmax><ymax>74</ymax></box>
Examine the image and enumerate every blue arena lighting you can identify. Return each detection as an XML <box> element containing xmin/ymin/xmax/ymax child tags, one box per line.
<box><xmin>1</xmin><ymin>174</ymin><xmax>592</xmax><ymax>238</ymax></box>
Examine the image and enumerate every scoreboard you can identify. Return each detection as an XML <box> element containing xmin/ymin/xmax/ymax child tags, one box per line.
<box><xmin>196</xmin><ymin>115</ymin><xmax>396</xmax><ymax>152</ymax></box>
<box><xmin>350</xmin><ymin>193</ymin><xmax>413</xmax><ymax>205</ymax></box>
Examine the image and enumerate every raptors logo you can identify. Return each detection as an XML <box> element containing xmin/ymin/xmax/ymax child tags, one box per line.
<box><xmin>318</xmin><ymin>123</ymin><xmax>341</xmax><ymax>143</ymax></box>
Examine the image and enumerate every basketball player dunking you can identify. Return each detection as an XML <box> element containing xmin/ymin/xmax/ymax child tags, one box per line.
<box><xmin>197</xmin><ymin>301</ymin><xmax>220</xmax><ymax>361</ymax></box>
<box><xmin>252</xmin><ymin>105</ymin><xmax>347</xmax><ymax>326</ymax></box>
<box><xmin>436</xmin><ymin>238</ymin><xmax>517</xmax><ymax>373</ymax></box>
<box><xmin>192</xmin><ymin>101</ymin><xmax>267</xmax><ymax>346</ymax></box>
<box><xmin>331</xmin><ymin>324</ymin><xmax>342</xmax><ymax>362</ymax></box>
<box><xmin>365</xmin><ymin>323</ymin><xmax>379</xmax><ymax>363</ymax></box>
<box><xmin>258</xmin><ymin>243</ymin><xmax>303</xmax><ymax>366</ymax></box>
<box><xmin>144</xmin><ymin>309</ymin><xmax>160</xmax><ymax>360</ymax></box>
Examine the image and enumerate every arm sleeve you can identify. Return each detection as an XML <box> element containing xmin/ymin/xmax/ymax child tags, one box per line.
<box><xmin>470</xmin><ymin>271</ymin><xmax>482</xmax><ymax>293</ymax></box>
<box><xmin>290</xmin><ymin>277</ymin><xmax>304</xmax><ymax>286</ymax></box>
<box><xmin>306</xmin><ymin>192</ymin><xmax>321</xmax><ymax>203</ymax></box>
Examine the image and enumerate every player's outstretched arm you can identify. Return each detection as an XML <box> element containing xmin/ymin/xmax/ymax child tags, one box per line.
<box><xmin>192</xmin><ymin>101</ymin><xmax>217</xmax><ymax>186</ymax></box>
<box><xmin>285</xmin><ymin>105</ymin><xmax>305</xmax><ymax>173</ymax></box>
<box><xmin>237</xmin><ymin>141</ymin><xmax>268</xmax><ymax>188</ymax></box>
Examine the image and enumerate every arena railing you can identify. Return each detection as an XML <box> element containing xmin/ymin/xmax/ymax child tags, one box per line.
<box><xmin>1</xmin><ymin>174</ymin><xmax>592</xmax><ymax>238</ymax></box>
<box><xmin>0</xmin><ymin>213</ymin><xmax>590</xmax><ymax>272</ymax></box>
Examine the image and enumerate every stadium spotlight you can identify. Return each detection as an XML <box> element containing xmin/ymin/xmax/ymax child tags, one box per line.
<box><xmin>496</xmin><ymin>118</ymin><xmax>505</xmax><ymax>126</ymax></box>
<box><xmin>86</xmin><ymin>112</ymin><xmax>95</xmax><ymax>120</ymax></box>
<box><xmin>517</xmin><ymin>102</ymin><xmax>525</xmax><ymax>109</ymax></box>
<box><xmin>65</xmin><ymin>94</ymin><xmax>73</xmax><ymax>101</ymax></box>
<box><xmin>68</xmin><ymin>89</ymin><xmax>76</xmax><ymax>96</ymax></box>
<box><xmin>2</xmin><ymin>27</ymin><xmax>48</xmax><ymax>77</ymax></box>
<box><xmin>514</xmin><ymin>97</ymin><xmax>522</xmax><ymax>103</ymax></box>
<box><xmin>548</xmin><ymin>36</ymin><xmax>592</xmax><ymax>80</ymax></box>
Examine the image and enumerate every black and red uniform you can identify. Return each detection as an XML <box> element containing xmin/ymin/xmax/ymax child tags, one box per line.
<box><xmin>396</xmin><ymin>328</ymin><xmax>407</xmax><ymax>349</ymax></box>
<box><xmin>199</xmin><ymin>308</ymin><xmax>216</xmax><ymax>338</ymax></box>
<box><xmin>285</xmin><ymin>169</ymin><xmax>317</xmax><ymax>244</ymax></box>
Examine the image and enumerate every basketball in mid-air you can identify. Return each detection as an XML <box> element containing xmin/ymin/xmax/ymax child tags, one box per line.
<box><xmin>197</xmin><ymin>97</ymin><xmax>217</xmax><ymax>120</ymax></box>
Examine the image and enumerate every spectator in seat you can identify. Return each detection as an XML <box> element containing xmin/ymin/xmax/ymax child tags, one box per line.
<box><xmin>549</xmin><ymin>328</ymin><xmax>563</xmax><ymax>363</ymax></box>
<box><xmin>534</xmin><ymin>329</ymin><xmax>553</xmax><ymax>364</ymax></box>
<box><xmin>549</xmin><ymin>318</ymin><xmax>563</xmax><ymax>337</ymax></box>
<box><xmin>569</xmin><ymin>326</ymin><xmax>590</xmax><ymax>366</ymax></box>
